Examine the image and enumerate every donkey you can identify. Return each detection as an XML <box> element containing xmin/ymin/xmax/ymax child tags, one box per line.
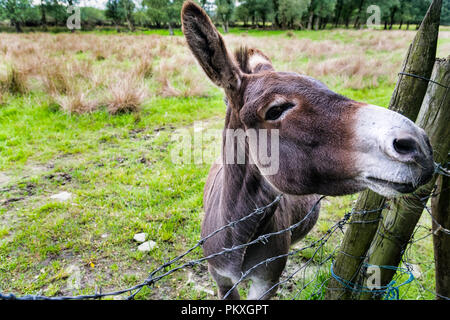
<box><xmin>181</xmin><ymin>1</ymin><xmax>434</xmax><ymax>300</ymax></box>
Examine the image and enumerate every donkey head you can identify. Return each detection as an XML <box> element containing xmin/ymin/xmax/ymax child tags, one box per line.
<box><xmin>181</xmin><ymin>1</ymin><xmax>434</xmax><ymax>198</ymax></box>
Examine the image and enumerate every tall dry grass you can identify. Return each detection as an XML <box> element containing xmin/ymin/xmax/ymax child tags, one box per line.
<box><xmin>54</xmin><ymin>92</ymin><xmax>98</xmax><ymax>114</ymax></box>
<box><xmin>0</xmin><ymin>32</ymin><xmax>217</xmax><ymax>113</ymax></box>
<box><xmin>303</xmin><ymin>54</ymin><xmax>397</xmax><ymax>89</ymax></box>
<box><xmin>0</xmin><ymin>29</ymin><xmax>432</xmax><ymax>112</ymax></box>
<box><xmin>106</xmin><ymin>74</ymin><xmax>147</xmax><ymax>114</ymax></box>
<box><xmin>222</xmin><ymin>31</ymin><xmax>410</xmax><ymax>89</ymax></box>
<box><xmin>0</xmin><ymin>64</ymin><xmax>29</xmax><ymax>95</ymax></box>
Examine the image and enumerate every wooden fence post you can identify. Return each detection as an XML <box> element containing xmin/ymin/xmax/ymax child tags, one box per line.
<box><xmin>432</xmin><ymin>167</ymin><xmax>450</xmax><ymax>300</ymax></box>
<box><xmin>359</xmin><ymin>57</ymin><xmax>450</xmax><ymax>300</ymax></box>
<box><xmin>324</xmin><ymin>0</ymin><xmax>442</xmax><ymax>300</ymax></box>
<box><xmin>430</xmin><ymin>58</ymin><xmax>450</xmax><ymax>300</ymax></box>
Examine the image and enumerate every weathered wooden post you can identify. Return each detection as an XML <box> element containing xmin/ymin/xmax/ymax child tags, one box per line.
<box><xmin>432</xmin><ymin>164</ymin><xmax>450</xmax><ymax>300</ymax></box>
<box><xmin>430</xmin><ymin>59</ymin><xmax>450</xmax><ymax>301</ymax></box>
<box><xmin>324</xmin><ymin>0</ymin><xmax>442</xmax><ymax>300</ymax></box>
<box><xmin>359</xmin><ymin>57</ymin><xmax>450</xmax><ymax>300</ymax></box>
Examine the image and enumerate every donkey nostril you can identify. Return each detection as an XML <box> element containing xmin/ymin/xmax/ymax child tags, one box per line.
<box><xmin>393</xmin><ymin>138</ymin><xmax>418</xmax><ymax>155</ymax></box>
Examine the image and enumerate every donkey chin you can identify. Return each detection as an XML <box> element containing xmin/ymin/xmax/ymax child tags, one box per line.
<box><xmin>353</xmin><ymin>104</ymin><xmax>434</xmax><ymax>198</ymax></box>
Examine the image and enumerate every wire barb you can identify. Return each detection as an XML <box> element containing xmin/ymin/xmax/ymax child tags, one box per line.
<box><xmin>1</xmin><ymin>166</ymin><xmax>449</xmax><ymax>301</ymax></box>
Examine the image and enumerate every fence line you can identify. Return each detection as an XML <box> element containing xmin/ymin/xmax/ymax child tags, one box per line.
<box><xmin>1</xmin><ymin>163</ymin><xmax>449</xmax><ymax>301</ymax></box>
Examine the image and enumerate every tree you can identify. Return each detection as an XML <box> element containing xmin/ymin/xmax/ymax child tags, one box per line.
<box><xmin>254</xmin><ymin>0</ymin><xmax>274</xmax><ymax>28</ymax></box>
<box><xmin>44</xmin><ymin>0</ymin><xmax>69</xmax><ymax>26</ymax></box>
<box><xmin>442</xmin><ymin>0</ymin><xmax>450</xmax><ymax>25</ymax></box>
<box><xmin>81</xmin><ymin>7</ymin><xmax>108</xmax><ymax>27</ymax></box>
<box><xmin>411</xmin><ymin>0</ymin><xmax>432</xmax><ymax>28</ymax></box>
<box><xmin>333</xmin><ymin>0</ymin><xmax>343</xmax><ymax>26</ymax></box>
<box><xmin>352</xmin><ymin>0</ymin><xmax>365</xmax><ymax>28</ymax></box>
<box><xmin>278</xmin><ymin>0</ymin><xmax>310</xmax><ymax>29</ymax></box>
<box><xmin>133</xmin><ymin>7</ymin><xmax>152</xmax><ymax>27</ymax></box>
<box><xmin>121</xmin><ymin>0</ymin><xmax>136</xmax><ymax>31</ymax></box>
<box><xmin>106</xmin><ymin>0</ymin><xmax>124</xmax><ymax>31</ymax></box>
<box><xmin>105</xmin><ymin>0</ymin><xmax>135</xmax><ymax>31</ymax></box>
<box><xmin>396</xmin><ymin>0</ymin><xmax>415</xmax><ymax>29</ymax></box>
<box><xmin>307</xmin><ymin>0</ymin><xmax>336</xmax><ymax>30</ymax></box>
<box><xmin>339</xmin><ymin>0</ymin><xmax>357</xmax><ymax>28</ymax></box>
<box><xmin>39</xmin><ymin>0</ymin><xmax>49</xmax><ymax>30</ymax></box>
<box><xmin>388</xmin><ymin>1</ymin><xmax>400</xmax><ymax>29</ymax></box>
<box><xmin>238</xmin><ymin>0</ymin><xmax>258</xmax><ymax>26</ymax></box>
<box><xmin>235</xmin><ymin>2</ymin><xmax>250</xmax><ymax>26</ymax></box>
<box><xmin>166</xmin><ymin>0</ymin><xmax>183</xmax><ymax>35</ymax></box>
<box><xmin>0</xmin><ymin>0</ymin><xmax>32</xmax><ymax>32</ymax></box>
<box><xmin>216</xmin><ymin>0</ymin><xmax>234</xmax><ymax>32</ymax></box>
<box><xmin>143</xmin><ymin>0</ymin><xmax>167</xmax><ymax>28</ymax></box>
<box><xmin>200</xmin><ymin>0</ymin><xmax>215</xmax><ymax>15</ymax></box>
<box><xmin>271</xmin><ymin>0</ymin><xmax>280</xmax><ymax>27</ymax></box>
<box><xmin>143</xmin><ymin>0</ymin><xmax>182</xmax><ymax>34</ymax></box>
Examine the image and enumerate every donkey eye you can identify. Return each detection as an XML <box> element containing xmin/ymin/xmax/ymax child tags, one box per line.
<box><xmin>265</xmin><ymin>103</ymin><xmax>294</xmax><ymax>121</ymax></box>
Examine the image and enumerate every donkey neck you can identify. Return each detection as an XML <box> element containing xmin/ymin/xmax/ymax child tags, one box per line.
<box><xmin>220</xmin><ymin>106</ymin><xmax>279</xmax><ymax>222</ymax></box>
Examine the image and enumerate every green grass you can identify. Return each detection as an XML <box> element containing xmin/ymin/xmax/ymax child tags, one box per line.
<box><xmin>0</xmin><ymin>93</ymin><xmax>225</xmax><ymax>299</ymax></box>
<box><xmin>0</xmin><ymin>27</ymin><xmax>444</xmax><ymax>300</ymax></box>
<box><xmin>0</xmin><ymin>93</ymin><xmax>224</xmax><ymax>171</ymax></box>
<box><xmin>1</xmin><ymin>85</ymin><xmax>436</xmax><ymax>300</ymax></box>
<box><xmin>336</xmin><ymin>81</ymin><xmax>394</xmax><ymax>107</ymax></box>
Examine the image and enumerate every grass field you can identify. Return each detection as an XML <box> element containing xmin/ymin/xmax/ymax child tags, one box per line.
<box><xmin>0</xmin><ymin>27</ymin><xmax>449</xmax><ymax>300</ymax></box>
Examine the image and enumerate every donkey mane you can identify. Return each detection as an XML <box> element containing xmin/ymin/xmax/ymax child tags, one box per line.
<box><xmin>234</xmin><ymin>46</ymin><xmax>274</xmax><ymax>74</ymax></box>
<box><xmin>234</xmin><ymin>46</ymin><xmax>250</xmax><ymax>73</ymax></box>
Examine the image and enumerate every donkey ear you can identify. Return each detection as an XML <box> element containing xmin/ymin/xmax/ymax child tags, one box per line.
<box><xmin>181</xmin><ymin>1</ymin><xmax>241</xmax><ymax>92</ymax></box>
<box><xmin>235</xmin><ymin>47</ymin><xmax>274</xmax><ymax>74</ymax></box>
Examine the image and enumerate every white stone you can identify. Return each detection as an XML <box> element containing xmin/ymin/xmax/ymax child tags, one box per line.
<box><xmin>137</xmin><ymin>240</ymin><xmax>157</xmax><ymax>252</ymax></box>
<box><xmin>133</xmin><ymin>233</ymin><xmax>147</xmax><ymax>242</ymax></box>
<box><xmin>50</xmin><ymin>191</ymin><xmax>72</xmax><ymax>202</ymax></box>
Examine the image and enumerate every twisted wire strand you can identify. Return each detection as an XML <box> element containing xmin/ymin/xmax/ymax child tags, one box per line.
<box><xmin>0</xmin><ymin>148</ymin><xmax>449</xmax><ymax>300</ymax></box>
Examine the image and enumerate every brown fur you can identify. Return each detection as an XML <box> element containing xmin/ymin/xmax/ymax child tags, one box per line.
<box><xmin>181</xmin><ymin>1</ymin><xmax>429</xmax><ymax>300</ymax></box>
<box><xmin>181</xmin><ymin>1</ymin><xmax>365</xmax><ymax>300</ymax></box>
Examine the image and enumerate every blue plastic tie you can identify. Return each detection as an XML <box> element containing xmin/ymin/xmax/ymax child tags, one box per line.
<box><xmin>330</xmin><ymin>262</ymin><xmax>414</xmax><ymax>300</ymax></box>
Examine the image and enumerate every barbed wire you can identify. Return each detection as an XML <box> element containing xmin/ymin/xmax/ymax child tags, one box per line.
<box><xmin>1</xmin><ymin>152</ymin><xmax>449</xmax><ymax>300</ymax></box>
<box><xmin>398</xmin><ymin>72</ymin><xmax>450</xmax><ymax>89</ymax></box>
<box><xmin>1</xmin><ymin>166</ymin><xmax>448</xmax><ymax>301</ymax></box>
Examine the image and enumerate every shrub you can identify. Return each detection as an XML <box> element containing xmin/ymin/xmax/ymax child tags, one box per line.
<box><xmin>106</xmin><ymin>75</ymin><xmax>147</xmax><ymax>114</ymax></box>
<box><xmin>0</xmin><ymin>64</ymin><xmax>28</xmax><ymax>95</ymax></box>
<box><xmin>53</xmin><ymin>92</ymin><xmax>98</xmax><ymax>114</ymax></box>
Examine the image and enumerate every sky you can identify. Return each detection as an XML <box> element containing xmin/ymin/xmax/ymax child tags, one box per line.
<box><xmin>31</xmin><ymin>0</ymin><xmax>223</xmax><ymax>10</ymax></box>
<box><xmin>31</xmin><ymin>0</ymin><xmax>121</xmax><ymax>9</ymax></box>
<box><xmin>79</xmin><ymin>0</ymin><xmax>109</xmax><ymax>9</ymax></box>
<box><xmin>31</xmin><ymin>1</ymin><xmax>226</xmax><ymax>10</ymax></box>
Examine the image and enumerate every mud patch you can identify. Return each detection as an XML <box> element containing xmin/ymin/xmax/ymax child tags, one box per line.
<box><xmin>1</xmin><ymin>182</ymin><xmax>35</xmax><ymax>206</ymax></box>
<box><xmin>45</xmin><ymin>172</ymin><xmax>72</xmax><ymax>185</ymax></box>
